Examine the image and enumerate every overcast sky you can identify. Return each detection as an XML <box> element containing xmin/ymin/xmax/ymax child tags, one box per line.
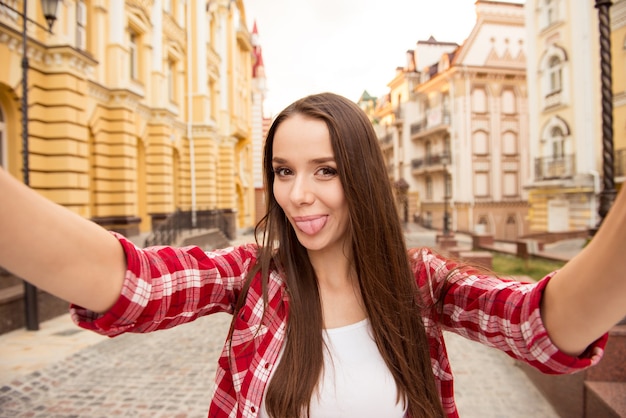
<box><xmin>244</xmin><ymin>0</ymin><xmax>526</xmax><ymax>116</ymax></box>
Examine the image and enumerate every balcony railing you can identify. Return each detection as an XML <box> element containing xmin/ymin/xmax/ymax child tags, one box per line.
<box><xmin>410</xmin><ymin>108</ymin><xmax>451</xmax><ymax>137</ymax></box>
<box><xmin>380</xmin><ymin>133</ymin><xmax>393</xmax><ymax>146</ymax></box>
<box><xmin>144</xmin><ymin>208</ymin><xmax>228</xmax><ymax>247</ymax></box>
<box><xmin>411</xmin><ymin>153</ymin><xmax>450</xmax><ymax>171</ymax></box>
<box><xmin>534</xmin><ymin>154</ymin><xmax>576</xmax><ymax>180</ymax></box>
<box><xmin>410</xmin><ymin>118</ymin><xmax>427</xmax><ymax>136</ymax></box>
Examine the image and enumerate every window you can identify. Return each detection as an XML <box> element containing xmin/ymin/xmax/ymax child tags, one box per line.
<box><xmin>501</xmin><ymin>89</ymin><xmax>516</xmax><ymax>114</ymax></box>
<box><xmin>551</xmin><ymin>127</ymin><xmax>565</xmax><ymax>159</ymax></box>
<box><xmin>473</xmin><ymin>131</ymin><xmax>489</xmax><ymax>155</ymax></box>
<box><xmin>426</xmin><ymin>175</ymin><xmax>433</xmax><ymax>200</ymax></box>
<box><xmin>544</xmin><ymin>0</ymin><xmax>558</xmax><ymax>27</ymax></box>
<box><xmin>425</xmin><ymin>140</ymin><xmax>432</xmax><ymax>161</ymax></box>
<box><xmin>502</xmin><ymin>131</ymin><xmax>518</xmax><ymax>155</ymax></box>
<box><xmin>475</xmin><ymin>171</ymin><xmax>490</xmax><ymax>197</ymax></box>
<box><xmin>76</xmin><ymin>0</ymin><xmax>87</xmax><ymax>50</ymax></box>
<box><xmin>167</xmin><ymin>59</ymin><xmax>176</xmax><ymax>101</ymax></box>
<box><xmin>129</xmin><ymin>31</ymin><xmax>139</xmax><ymax>80</ymax></box>
<box><xmin>472</xmin><ymin>88</ymin><xmax>487</xmax><ymax>113</ymax></box>
<box><xmin>503</xmin><ymin>172</ymin><xmax>518</xmax><ymax>197</ymax></box>
<box><xmin>548</xmin><ymin>56</ymin><xmax>562</xmax><ymax>93</ymax></box>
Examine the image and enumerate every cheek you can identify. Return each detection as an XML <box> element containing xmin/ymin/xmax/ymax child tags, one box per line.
<box><xmin>273</xmin><ymin>182</ymin><xmax>288</xmax><ymax>208</ymax></box>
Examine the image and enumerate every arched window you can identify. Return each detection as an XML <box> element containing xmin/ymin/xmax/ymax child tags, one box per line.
<box><xmin>550</xmin><ymin>126</ymin><xmax>565</xmax><ymax>159</ymax></box>
<box><xmin>502</xmin><ymin>131</ymin><xmax>518</xmax><ymax>155</ymax></box>
<box><xmin>501</xmin><ymin>89</ymin><xmax>516</xmax><ymax>114</ymax></box>
<box><xmin>473</xmin><ymin>130</ymin><xmax>489</xmax><ymax>155</ymax></box>
<box><xmin>472</xmin><ymin>87</ymin><xmax>487</xmax><ymax>113</ymax></box>
<box><xmin>548</xmin><ymin>56</ymin><xmax>562</xmax><ymax>93</ymax></box>
<box><xmin>540</xmin><ymin>117</ymin><xmax>572</xmax><ymax>179</ymax></box>
<box><xmin>540</xmin><ymin>45</ymin><xmax>568</xmax><ymax>106</ymax></box>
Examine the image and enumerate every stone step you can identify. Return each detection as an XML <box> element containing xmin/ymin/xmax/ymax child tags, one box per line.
<box><xmin>520</xmin><ymin>324</ymin><xmax>626</xmax><ymax>418</ymax></box>
<box><xmin>585</xmin><ymin>381</ymin><xmax>626</xmax><ymax>418</ymax></box>
<box><xmin>586</xmin><ymin>324</ymin><xmax>626</xmax><ymax>382</ymax></box>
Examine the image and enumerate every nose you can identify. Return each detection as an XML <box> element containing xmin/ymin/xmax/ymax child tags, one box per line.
<box><xmin>290</xmin><ymin>175</ymin><xmax>315</xmax><ymax>206</ymax></box>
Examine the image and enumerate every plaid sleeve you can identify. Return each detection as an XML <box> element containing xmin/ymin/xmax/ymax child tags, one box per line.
<box><xmin>410</xmin><ymin>247</ymin><xmax>607</xmax><ymax>375</ymax></box>
<box><xmin>70</xmin><ymin>232</ymin><xmax>258</xmax><ymax>336</ymax></box>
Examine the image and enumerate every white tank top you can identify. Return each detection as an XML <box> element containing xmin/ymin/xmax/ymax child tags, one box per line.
<box><xmin>259</xmin><ymin>318</ymin><xmax>407</xmax><ymax>418</ymax></box>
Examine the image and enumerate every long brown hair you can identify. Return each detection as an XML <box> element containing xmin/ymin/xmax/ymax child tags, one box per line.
<box><xmin>238</xmin><ymin>93</ymin><xmax>444</xmax><ymax>417</ymax></box>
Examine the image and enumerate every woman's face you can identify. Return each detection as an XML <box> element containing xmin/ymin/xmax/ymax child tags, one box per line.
<box><xmin>271</xmin><ymin>114</ymin><xmax>350</xmax><ymax>255</ymax></box>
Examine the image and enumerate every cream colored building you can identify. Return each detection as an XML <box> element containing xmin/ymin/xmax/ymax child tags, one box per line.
<box><xmin>0</xmin><ymin>0</ymin><xmax>255</xmax><ymax>238</ymax></box>
<box><xmin>373</xmin><ymin>1</ymin><xmax>530</xmax><ymax>241</ymax></box>
<box><xmin>612</xmin><ymin>0</ymin><xmax>626</xmax><ymax>191</ymax></box>
<box><xmin>525</xmin><ymin>0</ymin><xmax>604</xmax><ymax>233</ymax></box>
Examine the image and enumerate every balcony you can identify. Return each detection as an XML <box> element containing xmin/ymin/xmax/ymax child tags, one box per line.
<box><xmin>534</xmin><ymin>154</ymin><xmax>576</xmax><ymax>180</ymax></box>
<box><xmin>410</xmin><ymin>108</ymin><xmax>451</xmax><ymax>140</ymax></box>
<box><xmin>411</xmin><ymin>153</ymin><xmax>450</xmax><ymax>176</ymax></box>
<box><xmin>394</xmin><ymin>108</ymin><xmax>403</xmax><ymax>125</ymax></box>
<box><xmin>379</xmin><ymin>133</ymin><xmax>393</xmax><ymax>150</ymax></box>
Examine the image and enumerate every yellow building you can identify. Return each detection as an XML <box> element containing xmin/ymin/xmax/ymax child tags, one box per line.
<box><xmin>0</xmin><ymin>0</ymin><xmax>255</xmax><ymax>240</ymax></box>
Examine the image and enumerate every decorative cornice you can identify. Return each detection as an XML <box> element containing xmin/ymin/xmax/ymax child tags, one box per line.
<box><xmin>614</xmin><ymin>91</ymin><xmax>626</xmax><ymax>108</ymax></box>
<box><xmin>0</xmin><ymin>27</ymin><xmax>96</xmax><ymax>77</ymax></box>
<box><xmin>127</xmin><ymin>0</ymin><xmax>153</xmax><ymax>20</ymax></box>
<box><xmin>612</xmin><ymin>0</ymin><xmax>626</xmax><ymax>31</ymax></box>
<box><xmin>163</xmin><ymin>12</ymin><xmax>186</xmax><ymax>52</ymax></box>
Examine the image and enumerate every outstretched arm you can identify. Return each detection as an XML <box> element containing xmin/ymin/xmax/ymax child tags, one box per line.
<box><xmin>0</xmin><ymin>169</ymin><xmax>126</xmax><ymax>313</ymax></box>
<box><xmin>542</xmin><ymin>186</ymin><xmax>626</xmax><ymax>356</ymax></box>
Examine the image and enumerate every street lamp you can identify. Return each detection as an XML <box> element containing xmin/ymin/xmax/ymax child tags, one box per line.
<box><xmin>594</xmin><ymin>1</ymin><xmax>624</xmax><ymax>326</ymax></box>
<box><xmin>594</xmin><ymin>0</ymin><xmax>617</xmax><ymax>231</ymax></box>
<box><xmin>1</xmin><ymin>0</ymin><xmax>60</xmax><ymax>330</ymax></box>
<box><xmin>441</xmin><ymin>152</ymin><xmax>450</xmax><ymax>236</ymax></box>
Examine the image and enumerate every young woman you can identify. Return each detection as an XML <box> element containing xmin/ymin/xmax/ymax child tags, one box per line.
<box><xmin>1</xmin><ymin>92</ymin><xmax>625</xmax><ymax>418</ymax></box>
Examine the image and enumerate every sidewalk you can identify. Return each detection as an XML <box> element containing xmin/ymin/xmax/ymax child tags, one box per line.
<box><xmin>0</xmin><ymin>228</ymin><xmax>562</xmax><ymax>417</ymax></box>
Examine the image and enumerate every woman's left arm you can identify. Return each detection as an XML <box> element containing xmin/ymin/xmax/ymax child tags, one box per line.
<box><xmin>542</xmin><ymin>186</ymin><xmax>626</xmax><ymax>356</ymax></box>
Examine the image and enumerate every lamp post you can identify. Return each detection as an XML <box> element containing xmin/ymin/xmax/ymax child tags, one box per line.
<box><xmin>441</xmin><ymin>152</ymin><xmax>450</xmax><ymax>236</ymax></box>
<box><xmin>1</xmin><ymin>0</ymin><xmax>60</xmax><ymax>330</ymax></box>
<box><xmin>594</xmin><ymin>0</ymin><xmax>617</xmax><ymax>232</ymax></box>
<box><xmin>594</xmin><ymin>1</ymin><xmax>624</xmax><ymax>326</ymax></box>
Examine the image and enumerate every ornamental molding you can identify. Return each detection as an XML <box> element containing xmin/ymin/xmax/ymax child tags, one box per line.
<box><xmin>163</xmin><ymin>12</ymin><xmax>186</xmax><ymax>51</ymax></box>
<box><xmin>612</xmin><ymin>0</ymin><xmax>626</xmax><ymax>30</ymax></box>
<box><xmin>0</xmin><ymin>29</ymin><xmax>95</xmax><ymax>77</ymax></box>
<box><xmin>127</xmin><ymin>0</ymin><xmax>153</xmax><ymax>20</ymax></box>
<box><xmin>614</xmin><ymin>91</ymin><xmax>626</xmax><ymax>108</ymax></box>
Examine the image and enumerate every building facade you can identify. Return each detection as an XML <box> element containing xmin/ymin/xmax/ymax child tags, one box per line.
<box><xmin>612</xmin><ymin>0</ymin><xmax>626</xmax><ymax>191</ymax></box>
<box><xmin>0</xmin><ymin>0</ymin><xmax>256</xmax><ymax>238</ymax></box>
<box><xmin>250</xmin><ymin>20</ymin><xmax>270</xmax><ymax>226</ymax></box>
<box><xmin>525</xmin><ymin>0</ymin><xmax>604</xmax><ymax>233</ymax></box>
<box><xmin>372</xmin><ymin>1</ymin><xmax>530</xmax><ymax>241</ymax></box>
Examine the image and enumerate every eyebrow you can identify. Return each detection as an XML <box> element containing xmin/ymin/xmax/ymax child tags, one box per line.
<box><xmin>272</xmin><ymin>156</ymin><xmax>336</xmax><ymax>164</ymax></box>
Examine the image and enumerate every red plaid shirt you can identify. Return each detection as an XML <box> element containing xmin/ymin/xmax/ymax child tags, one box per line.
<box><xmin>71</xmin><ymin>234</ymin><xmax>607</xmax><ymax>418</ymax></box>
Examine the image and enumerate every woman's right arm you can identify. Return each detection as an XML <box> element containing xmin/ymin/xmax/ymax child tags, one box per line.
<box><xmin>0</xmin><ymin>169</ymin><xmax>126</xmax><ymax>313</ymax></box>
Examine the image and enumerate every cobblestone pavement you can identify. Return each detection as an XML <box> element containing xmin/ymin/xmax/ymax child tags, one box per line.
<box><xmin>0</xmin><ymin>313</ymin><xmax>559</xmax><ymax>418</ymax></box>
<box><xmin>0</xmin><ymin>227</ymin><xmax>562</xmax><ymax>417</ymax></box>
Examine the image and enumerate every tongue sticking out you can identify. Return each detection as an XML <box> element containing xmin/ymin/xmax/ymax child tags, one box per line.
<box><xmin>295</xmin><ymin>217</ymin><xmax>327</xmax><ymax>235</ymax></box>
